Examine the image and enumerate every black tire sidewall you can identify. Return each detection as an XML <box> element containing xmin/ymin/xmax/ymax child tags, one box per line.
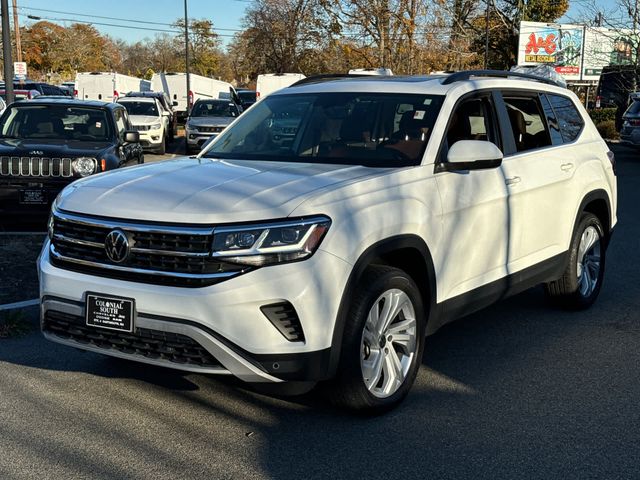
<box><xmin>568</xmin><ymin>213</ymin><xmax>606</xmax><ymax>307</ymax></box>
<box><xmin>336</xmin><ymin>266</ymin><xmax>426</xmax><ymax>412</ymax></box>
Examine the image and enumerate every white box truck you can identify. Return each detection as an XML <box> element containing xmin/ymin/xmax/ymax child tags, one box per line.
<box><xmin>74</xmin><ymin>72</ymin><xmax>151</xmax><ymax>102</ymax></box>
<box><xmin>151</xmin><ymin>72</ymin><xmax>237</xmax><ymax>120</ymax></box>
<box><xmin>256</xmin><ymin>73</ymin><xmax>306</xmax><ymax>100</ymax></box>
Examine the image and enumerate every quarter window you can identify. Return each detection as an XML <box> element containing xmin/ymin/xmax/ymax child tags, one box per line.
<box><xmin>546</xmin><ymin>94</ymin><xmax>584</xmax><ymax>143</ymax></box>
<box><xmin>539</xmin><ymin>94</ymin><xmax>563</xmax><ymax>145</ymax></box>
<box><xmin>502</xmin><ymin>95</ymin><xmax>551</xmax><ymax>152</ymax></box>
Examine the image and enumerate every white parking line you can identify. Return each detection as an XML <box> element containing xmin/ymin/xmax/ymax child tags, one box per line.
<box><xmin>0</xmin><ymin>298</ymin><xmax>39</xmax><ymax>311</ymax></box>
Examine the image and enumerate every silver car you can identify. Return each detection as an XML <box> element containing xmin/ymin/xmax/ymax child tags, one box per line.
<box><xmin>620</xmin><ymin>94</ymin><xmax>640</xmax><ymax>146</ymax></box>
<box><xmin>185</xmin><ymin>100</ymin><xmax>240</xmax><ymax>152</ymax></box>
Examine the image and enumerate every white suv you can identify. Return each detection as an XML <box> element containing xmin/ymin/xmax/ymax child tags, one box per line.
<box><xmin>117</xmin><ymin>97</ymin><xmax>169</xmax><ymax>154</ymax></box>
<box><xmin>39</xmin><ymin>71</ymin><xmax>617</xmax><ymax>413</ymax></box>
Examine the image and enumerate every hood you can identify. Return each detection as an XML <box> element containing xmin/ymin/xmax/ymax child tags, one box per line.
<box><xmin>57</xmin><ymin>157</ymin><xmax>381</xmax><ymax>224</ymax></box>
<box><xmin>0</xmin><ymin>138</ymin><xmax>111</xmax><ymax>158</ymax></box>
<box><xmin>129</xmin><ymin>115</ymin><xmax>161</xmax><ymax>126</ymax></box>
<box><xmin>187</xmin><ymin>116</ymin><xmax>235</xmax><ymax>128</ymax></box>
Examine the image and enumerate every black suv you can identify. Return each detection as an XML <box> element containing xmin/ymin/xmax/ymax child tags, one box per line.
<box><xmin>0</xmin><ymin>98</ymin><xmax>142</xmax><ymax>220</ymax></box>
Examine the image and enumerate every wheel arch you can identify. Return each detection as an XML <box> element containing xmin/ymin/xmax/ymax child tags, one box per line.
<box><xmin>577</xmin><ymin>189</ymin><xmax>612</xmax><ymax>246</ymax></box>
<box><xmin>327</xmin><ymin>235</ymin><xmax>437</xmax><ymax>377</ymax></box>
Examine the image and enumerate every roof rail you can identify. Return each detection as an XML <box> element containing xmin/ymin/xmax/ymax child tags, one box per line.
<box><xmin>441</xmin><ymin>70</ymin><xmax>561</xmax><ymax>87</ymax></box>
<box><xmin>289</xmin><ymin>73</ymin><xmax>374</xmax><ymax>87</ymax></box>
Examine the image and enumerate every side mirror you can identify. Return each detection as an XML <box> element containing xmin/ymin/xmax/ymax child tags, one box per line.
<box><xmin>162</xmin><ymin>111</ymin><xmax>170</xmax><ymax>117</ymax></box>
<box><xmin>124</xmin><ymin>130</ymin><xmax>139</xmax><ymax>143</ymax></box>
<box><xmin>443</xmin><ymin>140</ymin><xmax>503</xmax><ymax>171</ymax></box>
<box><xmin>172</xmin><ymin>101</ymin><xmax>178</xmax><ymax>106</ymax></box>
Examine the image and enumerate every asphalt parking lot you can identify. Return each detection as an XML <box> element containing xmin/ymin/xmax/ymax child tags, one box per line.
<box><xmin>0</xmin><ymin>143</ymin><xmax>638</xmax><ymax>479</ymax></box>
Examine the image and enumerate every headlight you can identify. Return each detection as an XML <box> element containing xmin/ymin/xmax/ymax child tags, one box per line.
<box><xmin>211</xmin><ymin>216</ymin><xmax>331</xmax><ymax>267</ymax></box>
<box><xmin>150</xmin><ymin>122</ymin><xmax>162</xmax><ymax>130</ymax></box>
<box><xmin>72</xmin><ymin>157</ymin><xmax>97</xmax><ymax>177</ymax></box>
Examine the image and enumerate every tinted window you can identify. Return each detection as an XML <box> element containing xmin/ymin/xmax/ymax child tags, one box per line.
<box><xmin>624</xmin><ymin>99</ymin><xmax>640</xmax><ymax>115</ymax></box>
<box><xmin>539</xmin><ymin>94</ymin><xmax>563</xmax><ymax>145</ymax></box>
<box><xmin>0</xmin><ymin>105</ymin><xmax>112</xmax><ymax>141</ymax></box>
<box><xmin>119</xmin><ymin>100</ymin><xmax>159</xmax><ymax>117</ymax></box>
<box><xmin>192</xmin><ymin>101</ymin><xmax>238</xmax><ymax>117</ymax></box>
<box><xmin>446</xmin><ymin>97</ymin><xmax>497</xmax><ymax>148</ymax></box>
<box><xmin>114</xmin><ymin>109</ymin><xmax>127</xmax><ymax>139</ymax></box>
<box><xmin>205</xmin><ymin>93</ymin><xmax>444</xmax><ymax>167</ymax></box>
<box><xmin>547</xmin><ymin>94</ymin><xmax>584</xmax><ymax>143</ymax></box>
<box><xmin>502</xmin><ymin>95</ymin><xmax>551</xmax><ymax>152</ymax></box>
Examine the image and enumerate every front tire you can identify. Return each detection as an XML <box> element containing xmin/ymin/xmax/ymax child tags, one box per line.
<box><xmin>545</xmin><ymin>212</ymin><xmax>606</xmax><ymax>310</ymax></box>
<box><xmin>156</xmin><ymin>136</ymin><xmax>166</xmax><ymax>155</ymax></box>
<box><xmin>327</xmin><ymin>266</ymin><xmax>426</xmax><ymax>414</ymax></box>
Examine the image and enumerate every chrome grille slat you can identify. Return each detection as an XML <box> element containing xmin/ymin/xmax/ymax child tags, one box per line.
<box><xmin>50</xmin><ymin>211</ymin><xmax>244</xmax><ymax>288</ymax></box>
<box><xmin>0</xmin><ymin>156</ymin><xmax>74</xmax><ymax>177</ymax></box>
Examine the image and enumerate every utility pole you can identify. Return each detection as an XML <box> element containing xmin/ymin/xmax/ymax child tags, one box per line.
<box><xmin>1</xmin><ymin>0</ymin><xmax>13</xmax><ymax>103</ymax></box>
<box><xmin>11</xmin><ymin>0</ymin><xmax>20</xmax><ymax>62</ymax></box>
<box><xmin>484</xmin><ymin>0</ymin><xmax>490</xmax><ymax>69</ymax></box>
<box><xmin>184</xmin><ymin>0</ymin><xmax>190</xmax><ymax>117</ymax></box>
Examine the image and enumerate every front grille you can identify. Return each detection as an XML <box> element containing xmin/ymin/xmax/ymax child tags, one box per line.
<box><xmin>50</xmin><ymin>211</ymin><xmax>246</xmax><ymax>288</ymax></box>
<box><xmin>0</xmin><ymin>156</ymin><xmax>73</xmax><ymax>177</ymax></box>
<box><xmin>43</xmin><ymin>310</ymin><xmax>222</xmax><ymax>367</ymax></box>
<box><xmin>133</xmin><ymin>125</ymin><xmax>152</xmax><ymax>131</ymax></box>
<box><xmin>197</xmin><ymin>126</ymin><xmax>224</xmax><ymax>133</ymax></box>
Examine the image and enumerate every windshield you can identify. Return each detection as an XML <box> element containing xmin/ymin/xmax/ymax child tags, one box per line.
<box><xmin>0</xmin><ymin>105</ymin><xmax>112</xmax><ymax>141</ymax></box>
<box><xmin>119</xmin><ymin>100</ymin><xmax>159</xmax><ymax>116</ymax></box>
<box><xmin>192</xmin><ymin>101</ymin><xmax>238</xmax><ymax>118</ymax></box>
<box><xmin>203</xmin><ymin>92</ymin><xmax>444</xmax><ymax>167</ymax></box>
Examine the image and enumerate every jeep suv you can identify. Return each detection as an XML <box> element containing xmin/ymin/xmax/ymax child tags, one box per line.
<box><xmin>39</xmin><ymin>71</ymin><xmax>617</xmax><ymax>413</ymax></box>
<box><xmin>0</xmin><ymin>98</ymin><xmax>142</xmax><ymax>221</ymax></box>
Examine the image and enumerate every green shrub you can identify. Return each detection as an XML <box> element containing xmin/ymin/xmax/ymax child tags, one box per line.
<box><xmin>595</xmin><ymin>120</ymin><xmax>619</xmax><ymax>140</ymax></box>
<box><xmin>588</xmin><ymin>108</ymin><xmax>617</xmax><ymax>124</ymax></box>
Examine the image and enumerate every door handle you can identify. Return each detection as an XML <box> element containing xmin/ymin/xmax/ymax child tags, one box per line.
<box><xmin>561</xmin><ymin>163</ymin><xmax>574</xmax><ymax>171</ymax></box>
<box><xmin>505</xmin><ymin>176</ymin><xmax>521</xmax><ymax>186</ymax></box>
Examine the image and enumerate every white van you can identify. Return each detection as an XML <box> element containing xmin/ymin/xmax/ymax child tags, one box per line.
<box><xmin>151</xmin><ymin>72</ymin><xmax>237</xmax><ymax>119</ymax></box>
<box><xmin>74</xmin><ymin>72</ymin><xmax>151</xmax><ymax>102</ymax></box>
<box><xmin>256</xmin><ymin>73</ymin><xmax>306</xmax><ymax>100</ymax></box>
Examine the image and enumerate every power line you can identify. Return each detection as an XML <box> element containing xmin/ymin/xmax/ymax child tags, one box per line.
<box><xmin>16</xmin><ymin>6</ymin><xmax>246</xmax><ymax>32</ymax></box>
<box><xmin>18</xmin><ymin>12</ymin><xmax>239</xmax><ymax>37</ymax></box>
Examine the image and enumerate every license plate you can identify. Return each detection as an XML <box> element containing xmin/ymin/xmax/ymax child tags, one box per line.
<box><xmin>86</xmin><ymin>293</ymin><xmax>135</xmax><ymax>333</ymax></box>
<box><xmin>19</xmin><ymin>189</ymin><xmax>46</xmax><ymax>204</ymax></box>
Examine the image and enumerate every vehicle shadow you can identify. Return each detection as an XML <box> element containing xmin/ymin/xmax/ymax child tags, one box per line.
<box><xmin>1</xmin><ymin>277</ymin><xmax>637</xmax><ymax>479</ymax></box>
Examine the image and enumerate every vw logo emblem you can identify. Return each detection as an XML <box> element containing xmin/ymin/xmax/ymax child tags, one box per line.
<box><xmin>104</xmin><ymin>229</ymin><xmax>130</xmax><ymax>263</ymax></box>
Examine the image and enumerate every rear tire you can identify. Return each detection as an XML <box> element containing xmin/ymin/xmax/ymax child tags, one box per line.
<box><xmin>326</xmin><ymin>265</ymin><xmax>426</xmax><ymax>414</ymax></box>
<box><xmin>545</xmin><ymin>212</ymin><xmax>606</xmax><ymax>310</ymax></box>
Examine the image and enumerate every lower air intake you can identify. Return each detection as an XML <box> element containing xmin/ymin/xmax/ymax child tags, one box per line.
<box><xmin>260</xmin><ymin>302</ymin><xmax>305</xmax><ymax>342</ymax></box>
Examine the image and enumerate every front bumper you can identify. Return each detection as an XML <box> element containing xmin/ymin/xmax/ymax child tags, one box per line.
<box><xmin>186</xmin><ymin>129</ymin><xmax>218</xmax><ymax>148</ymax></box>
<box><xmin>39</xmin><ymin>242</ymin><xmax>351</xmax><ymax>382</ymax></box>
<box><xmin>136</xmin><ymin>129</ymin><xmax>164</xmax><ymax>150</ymax></box>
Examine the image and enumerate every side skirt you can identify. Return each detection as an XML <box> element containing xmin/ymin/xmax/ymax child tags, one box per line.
<box><xmin>427</xmin><ymin>251</ymin><xmax>568</xmax><ymax>335</ymax></box>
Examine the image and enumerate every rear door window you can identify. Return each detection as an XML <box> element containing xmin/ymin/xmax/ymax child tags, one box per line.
<box><xmin>546</xmin><ymin>94</ymin><xmax>584</xmax><ymax>143</ymax></box>
<box><xmin>501</xmin><ymin>94</ymin><xmax>551</xmax><ymax>152</ymax></box>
